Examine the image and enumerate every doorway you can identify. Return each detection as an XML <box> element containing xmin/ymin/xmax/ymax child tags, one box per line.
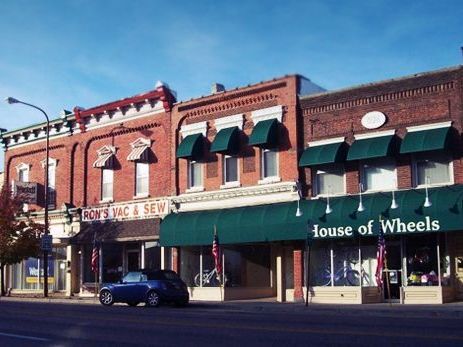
<box><xmin>383</xmin><ymin>242</ymin><xmax>402</xmax><ymax>302</ymax></box>
<box><xmin>127</xmin><ymin>250</ymin><xmax>140</xmax><ymax>272</ymax></box>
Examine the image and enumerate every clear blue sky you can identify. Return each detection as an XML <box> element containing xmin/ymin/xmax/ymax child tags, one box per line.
<box><xmin>0</xmin><ymin>0</ymin><xmax>462</xmax><ymax>170</ymax></box>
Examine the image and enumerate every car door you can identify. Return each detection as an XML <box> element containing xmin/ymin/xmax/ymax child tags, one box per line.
<box><xmin>115</xmin><ymin>272</ymin><xmax>141</xmax><ymax>302</ymax></box>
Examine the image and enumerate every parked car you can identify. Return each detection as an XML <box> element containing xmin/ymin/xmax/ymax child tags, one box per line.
<box><xmin>99</xmin><ymin>270</ymin><xmax>189</xmax><ymax>307</ymax></box>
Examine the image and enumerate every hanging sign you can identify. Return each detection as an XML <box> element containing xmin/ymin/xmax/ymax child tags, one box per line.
<box><xmin>13</xmin><ymin>181</ymin><xmax>38</xmax><ymax>204</ymax></box>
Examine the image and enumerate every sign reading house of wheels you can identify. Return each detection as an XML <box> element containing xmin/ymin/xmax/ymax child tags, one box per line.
<box><xmin>82</xmin><ymin>199</ymin><xmax>170</xmax><ymax>222</ymax></box>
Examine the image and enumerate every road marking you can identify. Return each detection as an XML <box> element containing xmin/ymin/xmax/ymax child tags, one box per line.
<box><xmin>0</xmin><ymin>332</ymin><xmax>49</xmax><ymax>342</ymax></box>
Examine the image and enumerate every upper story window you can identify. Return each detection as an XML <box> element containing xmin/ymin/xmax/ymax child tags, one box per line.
<box><xmin>135</xmin><ymin>162</ymin><xmax>149</xmax><ymax>197</ymax></box>
<box><xmin>101</xmin><ymin>169</ymin><xmax>114</xmax><ymax>201</ymax></box>
<box><xmin>262</xmin><ymin>148</ymin><xmax>278</xmax><ymax>180</ymax></box>
<box><xmin>413</xmin><ymin>151</ymin><xmax>452</xmax><ymax>187</ymax></box>
<box><xmin>188</xmin><ymin>160</ymin><xmax>203</xmax><ymax>190</ymax></box>
<box><xmin>17</xmin><ymin>164</ymin><xmax>29</xmax><ymax>182</ymax></box>
<box><xmin>313</xmin><ymin>165</ymin><xmax>345</xmax><ymax>196</ymax></box>
<box><xmin>223</xmin><ymin>155</ymin><xmax>239</xmax><ymax>186</ymax></box>
<box><xmin>41</xmin><ymin>158</ymin><xmax>58</xmax><ymax>209</ymax></box>
<box><xmin>361</xmin><ymin>158</ymin><xmax>396</xmax><ymax>192</ymax></box>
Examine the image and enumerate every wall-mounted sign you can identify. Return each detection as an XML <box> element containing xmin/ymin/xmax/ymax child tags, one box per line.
<box><xmin>82</xmin><ymin>199</ymin><xmax>170</xmax><ymax>222</ymax></box>
<box><xmin>361</xmin><ymin>111</ymin><xmax>386</xmax><ymax>129</ymax></box>
<box><xmin>13</xmin><ymin>181</ymin><xmax>38</xmax><ymax>204</ymax></box>
<box><xmin>312</xmin><ymin>216</ymin><xmax>440</xmax><ymax>239</ymax></box>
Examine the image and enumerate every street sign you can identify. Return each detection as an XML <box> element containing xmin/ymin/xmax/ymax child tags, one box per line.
<box><xmin>41</xmin><ymin>234</ymin><xmax>53</xmax><ymax>252</ymax></box>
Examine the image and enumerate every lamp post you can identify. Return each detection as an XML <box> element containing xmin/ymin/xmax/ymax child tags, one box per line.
<box><xmin>5</xmin><ymin>97</ymin><xmax>50</xmax><ymax>297</ymax></box>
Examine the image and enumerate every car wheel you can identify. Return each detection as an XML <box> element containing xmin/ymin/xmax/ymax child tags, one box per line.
<box><xmin>145</xmin><ymin>291</ymin><xmax>161</xmax><ymax>307</ymax></box>
<box><xmin>127</xmin><ymin>302</ymin><xmax>139</xmax><ymax>307</ymax></box>
<box><xmin>99</xmin><ymin>290</ymin><xmax>114</xmax><ymax>306</ymax></box>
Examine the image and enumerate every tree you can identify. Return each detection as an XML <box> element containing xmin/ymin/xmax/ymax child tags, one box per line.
<box><xmin>0</xmin><ymin>185</ymin><xmax>43</xmax><ymax>296</ymax></box>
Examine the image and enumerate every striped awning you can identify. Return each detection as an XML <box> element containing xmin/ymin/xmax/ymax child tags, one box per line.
<box><xmin>127</xmin><ymin>146</ymin><xmax>148</xmax><ymax>161</ymax></box>
<box><xmin>93</xmin><ymin>152</ymin><xmax>114</xmax><ymax>168</ymax></box>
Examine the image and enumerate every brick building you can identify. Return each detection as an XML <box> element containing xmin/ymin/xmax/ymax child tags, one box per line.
<box><xmin>297</xmin><ymin>66</ymin><xmax>463</xmax><ymax>304</ymax></box>
<box><xmin>1</xmin><ymin>82</ymin><xmax>176</xmax><ymax>295</ymax></box>
<box><xmin>160</xmin><ymin>76</ymin><xmax>324</xmax><ymax>301</ymax></box>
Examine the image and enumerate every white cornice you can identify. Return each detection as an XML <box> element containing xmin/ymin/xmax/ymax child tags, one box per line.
<box><xmin>354</xmin><ymin>129</ymin><xmax>396</xmax><ymax>140</ymax></box>
<box><xmin>251</xmin><ymin>105</ymin><xmax>283</xmax><ymax>124</ymax></box>
<box><xmin>180</xmin><ymin>121</ymin><xmax>208</xmax><ymax>137</ymax></box>
<box><xmin>406</xmin><ymin>121</ymin><xmax>452</xmax><ymax>133</ymax></box>
<box><xmin>172</xmin><ymin>181</ymin><xmax>299</xmax><ymax>212</ymax></box>
<box><xmin>214</xmin><ymin>114</ymin><xmax>244</xmax><ymax>131</ymax></box>
<box><xmin>41</xmin><ymin>158</ymin><xmax>59</xmax><ymax>168</ymax></box>
<box><xmin>308</xmin><ymin>137</ymin><xmax>345</xmax><ymax>147</ymax></box>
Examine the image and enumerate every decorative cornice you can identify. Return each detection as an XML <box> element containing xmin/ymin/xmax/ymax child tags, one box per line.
<box><xmin>251</xmin><ymin>105</ymin><xmax>283</xmax><ymax>124</ymax></box>
<box><xmin>303</xmin><ymin>81</ymin><xmax>455</xmax><ymax>116</ymax></box>
<box><xmin>173</xmin><ymin>181</ymin><xmax>298</xmax><ymax>205</ymax></box>
<box><xmin>180</xmin><ymin>121</ymin><xmax>208</xmax><ymax>137</ymax></box>
<box><xmin>214</xmin><ymin>114</ymin><xmax>244</xmax><ymax>131</ymax></box>
<box><xmin>406</xmin><ymin>121</ymin><xmax>452</xmax><ymax>132</ymax></box>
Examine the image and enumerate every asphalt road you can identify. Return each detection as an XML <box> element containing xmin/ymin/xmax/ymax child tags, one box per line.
<box><xmin>1</xmin><ymin>300</ymin><xmax>463</xmax><ymax>346</ymax></box>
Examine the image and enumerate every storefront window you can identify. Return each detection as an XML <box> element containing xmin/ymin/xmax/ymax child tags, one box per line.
<box><xmin>360</xmin><ymin>238</ymin><xmax>378</xmax><ymax>287</ymax></box>
<box><xmin>439</xmin><ymin>234</ymin><xmax>450</xmax><ymax>286</ymax></box>
<box><xmin>102</xmin><ymin>243</ymin><xmax>123</xmax><ymax>283</ymax></box>
<box><xmin>406</xmin><ymin>234</ymin><xmax>438</xmax><ymax>286</ymax></box>
<box><xmin>144</xmin><ymin>241</ymin><xmax>161</xmax><ymax>270</ymax></box>
<box><xmin>332</xmin><ymin>239</ymin><xmax>360</xmax><ymax>287</ymax></box>
<box><xmin>284</xmin><ymin>246</ymin><xmax>294</xmax><ymax>289</ymax></box>
<box><xmin>180</xmin><ymin>247</ymin><xmax>200</xmax><ymax>287</ymax></box>
<box><xmin>309</xmin><ymin>240</ymin><xmax>331</xmax><ymax>286</ymax></box>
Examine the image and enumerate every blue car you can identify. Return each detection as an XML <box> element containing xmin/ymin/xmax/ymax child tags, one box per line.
<box><xmin>99</xmin><ymin>270</ymin><xmax>189</xmax><ymax>307</ymax></box>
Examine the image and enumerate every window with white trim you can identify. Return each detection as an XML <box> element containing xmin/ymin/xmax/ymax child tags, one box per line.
<box><xmin>262</xmin><ymin>148</ymin><xmax>278</xmax><ymax>179</ymax></box>
<box><xmin>313</xmin><ymin>165</ymin><xmax>345</xmax><ymax>196</ymax></box>
<box><xmin>135</xmin><ymin>162</ymin><xmax>149</xmax><ymax>196</ymax></box>
<box><xmin>101</xmin><ymin>169</ymin><xmax>114</xmax><ymax>201</ymax></box>
<box><xmin>18</xmin><ymin>167</ymin><xmax>29</xmax><ymax>182</ymax></box>
<box><xmin>188</xmin><ymin>160</ymin><xmax>203</xmax><ymax>188</ymax></box>
<box><xmin>223</xmin><ymin>155</ymin><xmax>239</xmax><ymax>184</ymax></box>
<box><xmin>362</xmin><ymin>158</ymin><xmax>396</xmax><ymax>192</ymax></box>
<box><xmin>413</xmin><ymin>151</ymin><xmax>452</xmax><ymax>186</ymax></box>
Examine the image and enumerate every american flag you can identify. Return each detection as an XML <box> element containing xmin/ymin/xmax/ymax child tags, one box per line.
<box><xmin>212</xmin><ymin>227</ymin><xmax>222</xmax><ymax>275</ymax></box>
<box><xmin>91</xmin><ymin>234</ymin><xmax>99</xmax><ymax>273</ymax></box>
<box><xmin>375</xmin><ymin>227</ymin><xmax>386</xmax><ymax>288</ymax></box>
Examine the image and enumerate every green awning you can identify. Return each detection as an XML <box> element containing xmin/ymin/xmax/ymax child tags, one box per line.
<box><xmin>248</xmin><ymin>119</ymin><xmax>278</xmax><ymax>148</ymax></box>
<box><xmin>306</xmin><ymin>185</ymin><xmax>463</xmax><ymax>239</ymax></box>
<box><xmin>299</xmin><ymin>142</ymin><xmax>346</xmax><ymax>167</ymax></box>
<box><xmin>210</xmin><ymin>127</ymin><xmax>239</xmax><ymax>154</ymax></box>
<box><xmin>347</xmin><ymin>135</ymin><xmax>395</xmax><ymax>161</ymax></box>
<box><xmin>176</xmin><ymin>133</ymin><xmax>203</xmax><ymax>159</ymax></box>
<box><xmin>400</xmin><ymin>127</ymin><xmax>451</xmax><ymax>154</ymax></box>
<box><xmin>160</xmin><ymin>201</ymin><xmax>307</xmax><ymax>246</ymax></box>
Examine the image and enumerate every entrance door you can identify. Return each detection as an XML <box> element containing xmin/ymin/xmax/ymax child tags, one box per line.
<box><xmin>127</xmin><ymin>250</ymin><xmax>140</xmax><ymax>272</ymax></box>
<box><xmin>383</xmin><ymin>243</ymin><xmax>402</xmax><ymax>302</ymax></box>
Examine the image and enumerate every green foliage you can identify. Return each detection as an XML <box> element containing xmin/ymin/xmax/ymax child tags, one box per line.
<box><xmin>0</xmin><ymin>185</ymin><xmax>42</xmax><ymax>267</ymax></box>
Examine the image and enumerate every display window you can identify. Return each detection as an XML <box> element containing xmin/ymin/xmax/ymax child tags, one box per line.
<box><xmin>310</xmin><ymin>239</ymin><xmax>377</xmax><ymax>287</ymax></box>
<box><xmin>313</xmin><ymin>165</ymin><xmax>345</xmax><ymax>196</ymax></box>
<box><xmin>405</xmin><ymin>234</ymin><xmax>441</xmax><ymax>287</ymax></box>
<box><xmin>179</xmin><ymin>245</ymin><xmax>271</xmax><ymax>288</ymax></box>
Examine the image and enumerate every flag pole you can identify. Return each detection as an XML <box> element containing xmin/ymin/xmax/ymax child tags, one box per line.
<box><xmin>379</xmin><ymin>215</ymin><xmax>391</xmax><ymax>306</ymax></box>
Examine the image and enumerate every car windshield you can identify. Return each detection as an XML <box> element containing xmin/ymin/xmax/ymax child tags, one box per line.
<box><xmin>122</xmin><ymin>272</ymin><xmax>142</xmax><ymax>283</ymax></box>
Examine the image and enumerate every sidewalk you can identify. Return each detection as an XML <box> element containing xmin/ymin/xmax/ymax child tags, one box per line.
<box><xmin>2</xmin><ymin>294</ymin><xmax>463</xmax><ymax>318</ymax></box>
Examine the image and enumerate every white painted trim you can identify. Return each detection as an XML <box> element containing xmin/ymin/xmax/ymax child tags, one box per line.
<box><xmin>180</xmin><ymin>121</ymin><xmax>208</xmax><ymax>138</ymax></box>
<box><xmin>133</xmin><ymin>193</ymin><xmax>150</xmax><ymax>200</ymax></box>
<box><xmin>251</xmin><ymin>105</ymin><xmax>283</xmax><ymax>124</ymax></box>
<box><xmin>185</xmin><ymin>186</ymin><xmax>205</xmax><ymax>193</ymax></box>
<box><xmin>258</xmin><ymin>176</ymin><xmax>282</xmax><ymax>185</ymax></box>
<box><xmin>406</xmin><ymin>121</ymin><xmax>452</xmax><ymax>133</ymax></box>
<box><xmin>354</xmin><ymin>129</ymin><xmax>396</xmax><ymax>140</ymax></box>
<box><xmin>15</xmin><ymin>162</ymin><xmax>30</xmax><ymax>173</ymax></box>
<box><xmin>220</xmin><ymin>181</ymin><xmax>241</xmax><ymax>189</ymax></box>
<box><xmin>215</xmin><ymin>114</ymin><xmax>244</xmax><ymax>132</ymax></box>
<box><xmin>41</xmin><ymin>157</ymin><xmax>58</xmax><ymax>168</ymax></box>
<box><xmin>5</xmin><ymin>132</ymin><xmax>71</xmax><ymax>149</ymax></box>
<box><xmin>308</xmin><ymin>137</ymin><xmax>345</xmax><ymax>147</ymax></box>
<box><xmin>130</xmin><ymin>137</ymin><xmax>151</xmax><ymax>148</ymax></box>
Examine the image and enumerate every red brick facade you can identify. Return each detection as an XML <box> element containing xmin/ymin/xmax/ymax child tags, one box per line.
<box><xmin>300</xmin><ymin>66</ymin><xmax>463</xmax><ymax>196</ymax></box>
<box><xmin>172</xmin><ymin>76</ymin><xmax>300</xmax><ymax>194</ymax></box>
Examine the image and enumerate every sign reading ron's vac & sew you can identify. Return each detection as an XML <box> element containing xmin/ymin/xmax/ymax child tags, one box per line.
<box><xmin>312</xmin><ymin>216</ymin><xmax>441</xmax><ymax>239</ymax></box>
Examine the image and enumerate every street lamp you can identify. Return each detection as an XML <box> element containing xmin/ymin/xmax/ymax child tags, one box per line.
<box><xmin>5</xmin><ymin>97</ymin><xmax>50</xmax><ymax>297</ymax></box>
